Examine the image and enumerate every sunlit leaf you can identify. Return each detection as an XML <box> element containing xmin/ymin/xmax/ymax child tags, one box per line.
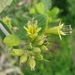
<box><xmin>0</xmin><ymin>0</ymin><xmax>13</xmax><ymax>13</ymax></box>
<box><xmin>34</xmin><ymin>14</ymin><xmax>48</xmax><ymax>34</ymax></box>
<box><xmin>3</xmin><ymin>34</ymin><xmax>21</xmax><ymax>46</ymax></box>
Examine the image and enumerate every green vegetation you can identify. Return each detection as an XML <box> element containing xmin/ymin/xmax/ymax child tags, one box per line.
<box><xmin>0</xmin><ymin>0</ymin><xmax>75</xmax><ymax>75</ymax></box>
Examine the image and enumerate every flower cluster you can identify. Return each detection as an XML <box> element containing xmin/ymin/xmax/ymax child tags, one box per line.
<box><xmin>3</xmin><ymin>18</ymin><xmax>72</xmax><ymax>70</ymax></box>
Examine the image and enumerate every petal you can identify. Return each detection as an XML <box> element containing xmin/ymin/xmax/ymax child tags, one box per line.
<box><xmin>37</xmin><ymin>27</ymin><xmax>41</xmax><ymax>32</ymax></box>
<box><xmin>60</xmin><ymin>30</ymin><xmax>66</xmax><ymax>35</ymax></box>
<box><xmin>58</xmin><ymin>24</ymin><xmax>64</xmax><ymax>29</ymax></box>
<box><xmin>59</xmin><ymin>34</ymin><xmax>62</xmax><ymax>40</ymax></box>
<box><xmin>32</xmin><ymin>34</ymin><xmax>37</xmax><ymax>38</ymax></box>
<box><xmin>28</xmin><ymin>25</ymin><xmax>33</xmax><ymax>32</ymax></box>
<box><xmin>24</xmin><ymin>27</ymin><xmax>28</xmax><ymax>31</ymax></box>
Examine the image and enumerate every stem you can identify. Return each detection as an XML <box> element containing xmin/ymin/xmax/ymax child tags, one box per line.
<box><xmin>0</xmin><ymin>23</ymin><xmax>10</xmax><ymax>36</ymax></box>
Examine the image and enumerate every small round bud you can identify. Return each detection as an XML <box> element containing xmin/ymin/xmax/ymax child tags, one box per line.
<box><xmin>12</xmin><ymin>49</ymin><xmax>24</xmax><ymax>56</ymax></box>
<box><xmin>34</xmin><ymin>36</ymin><xmax>44</xmax><ymax>45</ymax></box>
<box><xmin>40</xmin><ymin>45</ymin><xmax>48</xmax><ymax>52</ymax></box>
<box><xmin>28</xmin><ymin>57</ymin><xmax>36</xmax><ymax>70</ymax></box>
<box><xmin>20</xmin><ymin>54</ymin><xmax>27</xmax><ymax>63</ymax></box>
<box><xmin>35</xmin><ymin>54</ymin><xmax>43</xmax><ymax>61</ymax></box>
<box><xmin>27</xmin><ymin>43</ymin><xmax>33</xmax><ymax>51</ymax></box>
<box><xmin>43</xmin><ymin>40</ymin><xmax>49</xmax><ymax>46</ymax></box>
<box><xmin>37</xmin><ymin>39</ymin><xmax>44</xmax><ymax>45</ymax></box>
<box><xmin>33</xmin><ymin>47</ymin><xmax>41</xmax><ymax>53</ymax></box>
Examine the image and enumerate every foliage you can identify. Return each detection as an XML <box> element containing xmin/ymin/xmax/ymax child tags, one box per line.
<box><xmin>0</xmin><ymin>0</ymin><xmax>12</xmax><ymax>13</ymax></box>
<box><xmin>52</xmin><ymin>0</ymin><xmax>75</xmax><ymax>28</ymax></box>
<box><xmin>0</xmin><ymin>37</ymin><xmax>24</xmax><ymax>75</ymax></box>
<box><xmin>0</xmin><ymin>0</ymin><xmax>74</xmax><ymax>75</ymax></box>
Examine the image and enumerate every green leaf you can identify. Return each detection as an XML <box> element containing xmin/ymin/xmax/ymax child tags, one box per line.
<box><xmin>34</xmin><ymin>14</ymin><xmax>48</xmax><ymax>34</ymax></box>
<box><xmin>46</xmin><ymin>7</ymin><xmax>60</xmax><ymax>17</ymax></box>
<box><xmin>48</xmin><ymin>22</ymin><xmax>59</xmax><ymax>28</ymax></box>
<box><xmin>41</xmin><ymin>0</ymin><xmax>52</xmax><ymax>11</ymax></box>
<box><xmin>0</xmin><ymin>29</ymin><xmax>5</xmax><ymax>39</ymax></box>
<box><xmin>29</xmin><ymin>8</ymin><xmax>36</xmax><ymax>14</ymax></box>
<box><xmin>18</xmin><ymin>27</ymin><xmax>28</xmax><ymax>40</ymax></box>
<box><xmin>35</xmin><ymin>3</ymin><xmax>44</xmax><ymax>14</ymax></box>
<box><xmin>17</xmin><ymin>21</ymin><xmax>28</xmax><ymax>40</ymax></box>
<box><xmin>0</xmin><ymin>0</ymin><xmax>13</xmax><ymax>13</ymax></box>
<box><xmin>3</xmin><ymin>34</ymin><xmax>21</xmax><ymax>46</ymax></box>
<box><xmin>15</xmin><ymin>13</ymin><xmax>30</xmax><ymax>40</ymax></box>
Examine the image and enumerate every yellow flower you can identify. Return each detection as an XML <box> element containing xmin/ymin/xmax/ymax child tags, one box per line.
<box><xmin>45</xmin><ymin>22</ymin><xmax>72</xmax><ymax>40</ymax></box>
<box><xmin>24</xmin><ymin>20</ymin><xmax>41</xmax><ymax>39</ymax></box>
<box><xmin>3</xmin><ymin>17</ymin><xmax>12</xmax><ymax>29</ymax></box>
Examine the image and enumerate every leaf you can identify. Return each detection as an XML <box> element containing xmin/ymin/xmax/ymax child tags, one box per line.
<box><xmin>48</xmin><ymin>22</ymin><xmax>59</xmax><ymax>28</ymax></box>
<box><xmin>14</xmin><ymin>12</ymin><xmax>31</xmax><ymax>40</ymax></box>
<box><xmin>35</xmin><ymin>3</ymin><xmax>44</xmax><ymax>14</ymax></box>
<box><xmin>17</xmin><ymin>21</ymin><xmax>28</xmax><ymax>40</ymax></box>
<box><xmin>46</xmin><ymin>7</ymin><xmax>60</xmax><ymax>17</ymax></box>
<box><xmin>0</xmin><ymin>0</ymin><xmax>13</xmax><ymax>13</ymax></box>
<box><xmin>29</xmin><ymin>8</ymin><xmax>36</xmax><ymax>14</ymax></box>
<box><xmin>34</xmin><ymin>14</ymin><xmax>48</xmax><ymax>34</ymax></box>
<box><xmin>41</xmin><ymin>0</ymin><xmax>52</xmax><ymax>11</ymax></box>
<box><xmin>18</xmin><ymin>27</ymin><xmax>28</xmax><ymax>40</ymax></box>
<box><xmin>0</xmin><ymin>29</ymin><xmax>5</xmax><ymax>39</ymax></box>
<box><xmin>3</xmin><ymin>34</ymin><xmax>21</xmax><ymax>46</ymax></box>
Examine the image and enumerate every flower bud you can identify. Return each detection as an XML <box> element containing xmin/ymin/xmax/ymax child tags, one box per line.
<box><xmin>40</xmin><ymin>45</ymin><xmax>48</xmax><ymax>52</ymax></box>
<box><xmin>37</xmin><ymin>39</ymin><xmax>44</xmax><ymax>45</ymax></box>
<box><xmin>20</xmin><ymin>54</ymin><xmax>27</xmax><ymax>63</ymax></box>
<box><xmin>35</xmin><ymin>54</ymin><xmax>43</xmax><ymax>61</ymax></box>
<box><xmin>33</xmin><ymin>47</ymin><xmax>41</xmax><ymax>53</ymax></box>
<box><xmin>43</xmin><ymin>40</ymin><xmax>49</xmax><ymax>46</ymax></box>
<box><xmin>28</xmin><ymin>57</ymin><xmax>36</xmax><ymax>70</ymax></box>
<box><xmin>34</xmin><ymin>36</ymin><xmax>44</xmax><ymax>45</ymax></box>
<box><xmin>27</xmin><ymin>43</ymin><xmax>33</xmax><ymax>51</ymax></box>
<box><xmin>12</xmin><ymin>49</ymin><xmax>24</xmax><ymax>56</ymax></box>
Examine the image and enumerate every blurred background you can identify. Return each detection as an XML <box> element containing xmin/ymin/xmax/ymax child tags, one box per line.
<box><xmin>0</xmin><ymin>0</ymin><xmax>75</xmax><ymax>75</ymax></box>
